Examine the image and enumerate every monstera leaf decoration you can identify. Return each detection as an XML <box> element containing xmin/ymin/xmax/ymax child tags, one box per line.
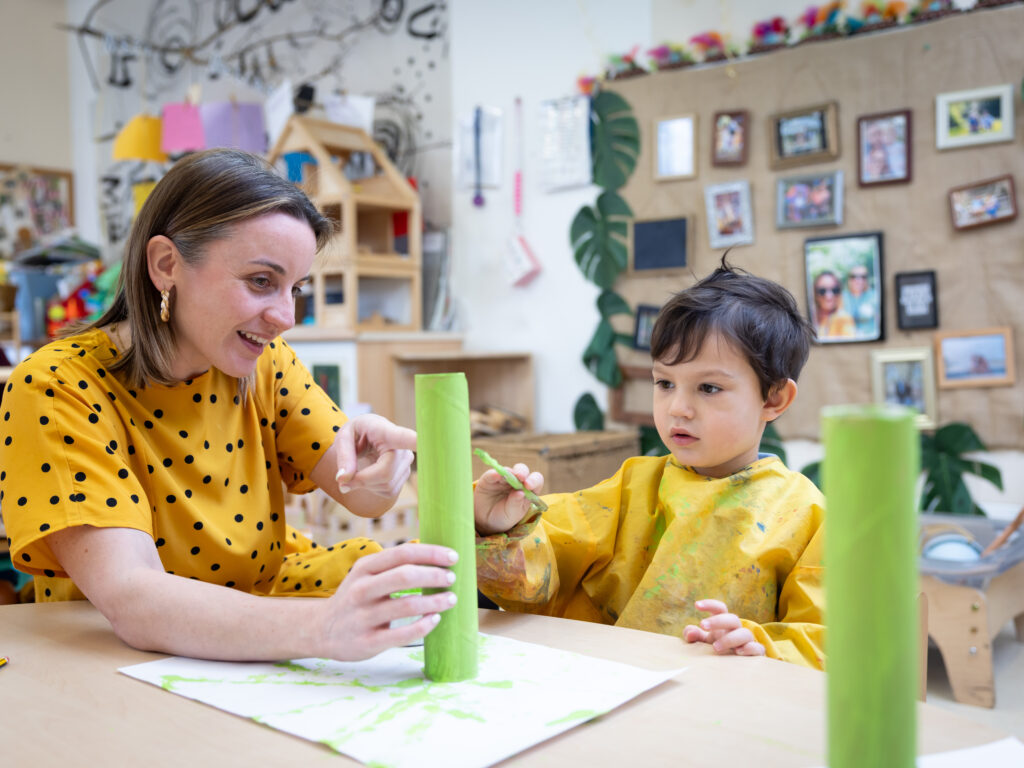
<box><xmin>590</xmin><ymin>90</ymin><xmax>640</xmax><ymax>190</ymax></box>
<box><xmin>570</xmin><ymin>191</ymin><xmax>633</xmax><ymax>289</ymax></box>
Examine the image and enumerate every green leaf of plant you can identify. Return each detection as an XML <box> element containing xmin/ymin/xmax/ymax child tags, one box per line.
<box><xmin>591</xmin><ymin>91</ymin><xmax>640</xmax><ymax>190</ymax></box>
<box><xmin>800</xmin><ymin>460</ymin><xmax>822</xmax><ymax>490</ymax></box>
<box><xmin>597</xmin><ymin>289</ymin><xmax>632</xmax><ymax>318</ymax></box>
<box><xmin>594</xmin><ymin>346</ymin><xmax>623</xmax><ymax>387</ymax></box>
<box><xmin>615</xmin><ymin>332</ymin><xmax>636</xmax><ymax>347</ymax></box>
<box><xmin>570</xmin><ymin>199</ymin><xmax>629</xmax><ymax>289</ymax></box>
<box><xmin>934</xmin><ymin>422</ymin><xmax>986</xmax><ymax>455</ymax></box>
<box><xmin>964</xmin><ymin>459</ymin><xmax>1003</xmax><ymax>491</ymax></box>
<box><xmin>759</xmin><ymin>422</ymin><xmax>788</xmax><ymax>466</ymax></box>
<box><xmin>582</xmin><ymin>319</ymin><xmax>623</xmax><ymax>387</ymax></box>
<box><xmin>596</xmin><ymin>190</ymin><xmax>634</xmax><ymax>218</ymax></box>
<box><xmin>639</xmin><ymin>425</ymin><xmax>669</xmax><ymax>456</ymax></box>
<box><xmin>573</xmin><ymin>393</ymin><xmax>605</xmax><ymax>431</ymax></box>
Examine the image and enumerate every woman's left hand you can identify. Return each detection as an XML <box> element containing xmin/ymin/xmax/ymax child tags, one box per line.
<box><xmin>333</xmin><ymin>414</ymin><xmax>417</xmax><ymax>500</ymax></box>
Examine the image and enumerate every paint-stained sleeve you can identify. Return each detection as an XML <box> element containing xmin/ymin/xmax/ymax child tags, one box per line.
<box><xmin>741</xmin><ymin>507</ymin><xmax>826</xmax><ymax>670</ymax></box>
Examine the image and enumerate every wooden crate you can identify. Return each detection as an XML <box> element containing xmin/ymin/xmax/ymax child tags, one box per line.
<box><xmin>471</xmin><ymin>430</ymin><xmax>640</xmax><ymax>495</ymax></box>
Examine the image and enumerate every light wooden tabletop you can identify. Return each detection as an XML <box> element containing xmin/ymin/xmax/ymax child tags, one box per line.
<box><xmin>0</xmin><ymin>601</ymin><xmax>1007</xmax><ymax>766</ymax></box>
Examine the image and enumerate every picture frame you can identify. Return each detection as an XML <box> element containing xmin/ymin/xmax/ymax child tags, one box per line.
<box><xmin>948</xmin><ymin>174</ymin><xmax>1017</xmax><ymax>231</ymax></box>
<box><xmin>857</xmin><ymin>109</ymin><xmax>912</xmax><ymax>186</ymax></box>
<box><xmin>633</xmin><ymin>304</ymin><xmax>661</xmax><ymax>351</ymax></box>
<box><xmin>935</xmin><ymin>84</ymin><xmax>1014</xmax><ymax>150</ymax></box>
<box><xmin>628</xmin><ymin>216</ymin><xmax>693</xmax><ymax>276</ymax></box>
<box><xmin>0</xmin><ymin>163</ymin><xmax>75</xmax><ymax>258</ymax></box>
<box><xmin>871</xmin><ymin>347</ymin><xmax>937</xmax><ymax>429</ymax></box>
<box><xmin>704</xmin><ymin>180</ymin><xmax>754</xmax><ymax>249</ymax></box>
<box><xmin>311</xmin><ymin>363</ymin><xmax>343</xmax><ymax>407</ymax></box>
<box><xmin>804</xmin><ymin>232</ymin><xmax>884</xmax><ymax>344</ymax></box>
<box><xmin>711</xmin><ymin>110</ymin><xmax>749</xmax><ymax>166</ymax></box>
<box><xmin>894</xmin><ymin>270</ymin><xmax>939</xmax><ymax>330</ymax></box>
<box><xmin>934</xmin><ymin>327</ymin><xmax>1015</xmax><ymax>389</ymax></box>
<box><xmin>768</xmin><ymin>101</ymin><xmax>839</xmax><ymax>170</ymax></box>
<box><xmin>609</xmin><ymin>365</ymin><xmax>655</xmax><ymax>426</ymax></box>
<box><xmin>654</xmin><ymin>114</ymin><xmax>697</xmax><ymax>181</ymax></box>
<box><xmin>776</xmin><ymin>170</ymin><xmax>843</xmax><ymax>229</ymax></box>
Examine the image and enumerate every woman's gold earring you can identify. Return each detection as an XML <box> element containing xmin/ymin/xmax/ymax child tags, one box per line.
<box><xmin>160</xmin><ymin>289</ymin><xmax>170</xmax><ymax>323</ymax></box>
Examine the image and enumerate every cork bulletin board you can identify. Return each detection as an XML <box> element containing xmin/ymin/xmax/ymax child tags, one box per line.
<box><xmin>606</xmin><ymin>6</ymin><xmax>1024</xmax><ymax>448</ymax></box>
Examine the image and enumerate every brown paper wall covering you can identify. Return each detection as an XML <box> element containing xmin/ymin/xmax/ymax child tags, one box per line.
<box><xmin>607</xmin><ymin>6</ymin><xmax>1024</xmax><ymax>448</ymax></box>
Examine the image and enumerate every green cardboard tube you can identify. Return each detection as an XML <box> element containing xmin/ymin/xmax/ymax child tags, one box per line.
<box><xmin>823</xmin><ymin>405</ymin><xmax>918</xmax><ymax>768</ymax></box>
<box><xmin>415</xmin><ymin>373</ymin><xmax>479</xmax><ymax>681</ymax></box>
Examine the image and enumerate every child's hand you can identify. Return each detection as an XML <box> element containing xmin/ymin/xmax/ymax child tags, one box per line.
<box><xmin>682</xmin><ymin>599</ymin><xmax>765</xmax><ymax>657</ymax></box>
<box><xmin>473</xmin><ymin>462</ymin><xmax>544</xmax><ymax>536</ymax></box>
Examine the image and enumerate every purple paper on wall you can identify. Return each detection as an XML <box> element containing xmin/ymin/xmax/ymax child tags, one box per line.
<box><xmin>199</xmin><ymin>102</ymin><xmax>267</xmax><ymax>154</ymax></box>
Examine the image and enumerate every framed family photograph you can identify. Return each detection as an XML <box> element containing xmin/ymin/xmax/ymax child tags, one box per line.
<box><xmin>894</xmin><ymin>271</ymin><xmax>938</xmax><ymax>330</ymax></box>
<box><xmin>704</xmin><ymin>180</ymin><xmax>754</xmax><ymax>248</ymax></box>
<box><xmin>935</xmin><ymin>327</ymin><xmax>1015</xmax><ymax>389</ymax></box>
<box><xmin>948</xmin><ymin>175</ymin><xmax>1017</xmax><ymax>230</ymax></box>
<box><xmin>711</xmin><ymin>110</ymin><xmax>749</xmax><ymax>166</ymax></box>
<box><xmin>804</xmin><ymin>232</ymin><xmax>884</xmax><ymax>344</ymax></box>
<box><xmin>871</xmin><ymin>348</ymin><xmax>937</xmax><ymax>429</ymax></box>
<box><xmin>633</xmin><ymin>304</ymin><xmax>661</xmax><ymax>351</ymax></box>
<box><xmin>768</xmin><ymin>102</ymin><xmax>839</xmax><ymax>170</ymax></box>
<box><xmin>654</xmin><ymin>114</ymin><xmax>697</xmax><ymax>181</ymax></box>
<box><xmin>776</xmin><ymin>170</ymin><xmax>843</xmax><ymax>229</ymax></box>
<box><xmin>935</xmin><ymin>84</ymin><xmax>1014</xmax><ymax>150</ymax></box>
<box><xmin>857</xmin><ymin>109</ymin><xmax>911</xmax><ymax>186</ymax></box>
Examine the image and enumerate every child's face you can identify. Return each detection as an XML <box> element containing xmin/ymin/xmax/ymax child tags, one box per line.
<box><xmin>652</xmin><ymin>334</ymin><xmax>770</xmax><ymax>478</ymax></box>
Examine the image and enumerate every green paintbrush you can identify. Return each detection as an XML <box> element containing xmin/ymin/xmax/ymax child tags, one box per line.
<box><xmin>473</xmin><ymin>447</ymin><xmax>548</xmax><ymax>511</ymax></box>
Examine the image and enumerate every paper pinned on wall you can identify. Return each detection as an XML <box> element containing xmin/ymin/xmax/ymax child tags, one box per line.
<box><xmin>200</xmin><ymin>102</ymin><xmax>267</xmax><ymax>154</ymax></box>
<box><xmin>120</xmin><ymin>632</ymin><xmax>683</xmax><ymax>768</ymax></box>
<box><xmin>455</xmin><ymin>107</ymin><xmax>503</xmax><ymax>190</ymax></box>
<box><xmin>112</xmin><ymin>115</ymin><xmax>168</xmax><ymax>163</ymax></box>
<box><xmin>324</xmin><ymin>92</ymin><xmax>376</xmax><ymax>135</ymax></box>
<box><xmin>160</xmin><ymin>103</ymin><xmax>205</xmax><ymax>154</ymax></box>
<box><xmin>539</xmin><ymin>95</ymin><xmax>592</xmax><ymax>191</ymax></box>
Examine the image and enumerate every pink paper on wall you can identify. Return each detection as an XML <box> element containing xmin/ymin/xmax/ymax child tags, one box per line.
<box><xmin>200</xmin><ymin>102</ymin><xmax>267</xmax><ymax>153</ymax></box>
<box><xmin>161</xmin><ymin>103</ymin><xmax>206</xmax><ymax>153</ymax></box>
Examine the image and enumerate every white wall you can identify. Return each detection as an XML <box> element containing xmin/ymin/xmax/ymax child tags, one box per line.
<box><xmin>0</xmin><ymin>0</ymin><xmax>71</xmax><ymax>168</ymax></box>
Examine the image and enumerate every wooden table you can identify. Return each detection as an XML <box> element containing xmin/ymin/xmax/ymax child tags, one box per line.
<box><xmin>0</xmin><ymin>602</ymin><xmax>1009</xmax><ymax>766</ymax></box>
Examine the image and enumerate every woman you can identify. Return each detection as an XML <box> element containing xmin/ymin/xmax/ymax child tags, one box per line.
<box><xmin>811</xmin><ymin>270</ymin><xmax>855</xmax><ymax>340</ymax></box>
<box><xmin>0</xmin><ymin>149</ymin><xmax>461</xmax><ymax>662</ymax></box>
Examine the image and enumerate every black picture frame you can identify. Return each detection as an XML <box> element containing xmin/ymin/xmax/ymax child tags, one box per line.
<box><xmin>633</xmin><ymin>304</ymin><xmax>661</xmax><ymax>351</ymax></box>
<box><xmin>804</xmin><ymin>232</ymin><xmax>885</xmax><ymax>344</ymax></box>
<box><xmin>894</xmin><ymin>271</ymin><xmax>938</xmax><ymax>330</ymax></box>
<box><xmin>628</xmin><ymin>217</ymin><xmax>692</xmax><ymax>276</ymax></box>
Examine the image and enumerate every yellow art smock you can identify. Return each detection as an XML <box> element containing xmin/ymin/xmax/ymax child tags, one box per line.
<box><xmin>477</xmin><ymin>454</ymin><xmax>825</xmax><ymax>669</ymax></box>
<box><xmin>0</xmin><ymin>328</ymin><xmax>382</xmax><ymax>602</ymax></box>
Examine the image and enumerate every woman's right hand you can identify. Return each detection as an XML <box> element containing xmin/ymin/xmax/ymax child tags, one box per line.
<box><xmin>318</xmin><ymin>543</ymin><xmax>460</xmax><ymax>660</ymax></box>
<box><xmin>472</xmin><ymin>462</ymin><xmax>544</xmax><ymax>536</ymax></box>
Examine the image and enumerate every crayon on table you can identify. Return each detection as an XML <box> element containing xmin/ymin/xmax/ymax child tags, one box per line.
<box><xmin>823</xmin><ymin>405</ymin><xmax>918</xmax><ymax>768</ymax></box>
<box><xmin>0</xmin><ymin>656</ymin><xmax>9</xmax><ymax>669</ymax></box>
<box><xmin>415</xmin><ymin>372</ymin><xmax>479</xmax><ymax>682</ymax></box>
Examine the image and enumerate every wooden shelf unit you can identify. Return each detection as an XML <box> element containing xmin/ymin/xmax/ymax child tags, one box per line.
<box><xmin>268</xmin><ymin>116</ymin><xmax>422</xmax><ymax>333</ymax></box>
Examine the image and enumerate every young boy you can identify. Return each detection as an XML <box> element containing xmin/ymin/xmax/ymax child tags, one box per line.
<box><xmin>473</xmin><ymin>259</ymin><xmax>825</xmax><ymax>669</ymax></box>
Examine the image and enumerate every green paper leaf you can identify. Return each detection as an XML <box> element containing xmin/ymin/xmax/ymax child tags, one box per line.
<box><xmin>591</xmin><ymin>91</ymin><xmax>640</xmax><ymax>190</ymax></box>
<box><xmin>597</xmin><ymin>289</ymin><xmax>632</xmax><ymax>318</ymax></box>
<box><xmin>574</xmin><ymin>393</ymin><xmax>605</xmax><ymax>431</ymax></box>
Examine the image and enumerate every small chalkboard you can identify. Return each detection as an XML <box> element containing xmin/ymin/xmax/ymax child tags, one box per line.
<box><xmin>629</xmin><ymin>216</ymin><xmax>692</xmax><ymax>275</ymax></box>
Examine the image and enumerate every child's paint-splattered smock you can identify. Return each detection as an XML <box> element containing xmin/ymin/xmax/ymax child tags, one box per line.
<box><xmin>0</xmin><ymin>328</ymin><xmax>382</xmax><ymax>602</ymax></box>
<box><xmin>477</xmin><ymin>454</ymin><xmax>825</xmax><ymax>669</ymax></box>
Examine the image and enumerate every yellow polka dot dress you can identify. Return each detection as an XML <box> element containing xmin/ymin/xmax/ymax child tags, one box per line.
<box><xmin>0</xmin><ymin>328</ymin><xmax>382</xmax><ymax>602</ymax></box>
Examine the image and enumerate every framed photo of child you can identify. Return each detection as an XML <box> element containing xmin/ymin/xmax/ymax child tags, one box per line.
<box><xmin>948</xmin><ymin>175</ymin><xmax>1017</xmax><ymax>231</ymax></box>
<box><xmin>870</xmin><ymin>348</ymin><xmax>937</xmax><ymax>429</ymax></box>
<box><xmin>704</xmin><ymin>180</ymin><xmax>754</xmax><ymax>248</ymax></box>
<box><xmin>934</xmin><ymin>327</ymin><xmax>1015</xmax><ymax>389</ymax></box>
<box><xmin>768</xmin><ymin>102</ymin><xmax>839</xmax><ymax>170</ymax></box>
<box><xmin>804</xmin><ymin>232</ymin><xmax>884</xmax><ymax>344</ymax></box>
<box><xmin>935</xmin><ymin>84</ymin><xmax>1014</xmax><ymax>150</ymax></box>
<box><xmin>857</xmin><ymin>110</ymin><xmax>911</xmax><ymax>187</ymax></box>
<box><xmin>776</xmin><ymin>170</ymin><xmax>843</xmax><ymax>229</ymax></box>
<box><xmin>711</xmin><ymin>110</ymin><xmax>749</xmax><ymax>166</ymax></box>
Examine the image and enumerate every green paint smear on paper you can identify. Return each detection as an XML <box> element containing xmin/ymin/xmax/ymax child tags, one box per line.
<box><xmin>546</xmin><ymin>708</ymin><xmax>602</xmax><ymax>726</ymax></box>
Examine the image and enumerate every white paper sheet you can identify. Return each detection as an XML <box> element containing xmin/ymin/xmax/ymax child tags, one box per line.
<box><xmin>120</xmin><ymin>632</ymin><xmax>682</xmax><ymax>768</ymax></box>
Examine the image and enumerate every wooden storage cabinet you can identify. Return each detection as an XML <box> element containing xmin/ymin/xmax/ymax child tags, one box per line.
<box><xmin>390</xmin><ymin>351</ymin><xmax>534</xmax><ymax>431</ymax></box>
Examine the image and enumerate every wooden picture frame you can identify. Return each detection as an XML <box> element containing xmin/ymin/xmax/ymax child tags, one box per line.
<box><xmin>776</xmin><ymin>170</ymin><xmax>843</xmax><ymax>229</ymax></box>
<box><xmin>805</xmin><ymin>232</ymin><xmax>884</xmax><ymax>344</ymax></box>
<box><xmin>768</xmin><ymin>101</ymin><xmax>839</xmax><ymax>170</ymax></box>
<box><xmin>871</xmin><ymin>347</ymin><xmax>937</xmax><ymax>429</ymax></box>
<box><xmin>894</xmin><ymin>271</ymin><xmax>938</xmax><ymax>330</ymax></box>
<box><xmin>704</xmin><ymin>180</ymin><xmax>754</xmax><ymax>249</ymax></box>
<box><xmin>0</xmin><ymin>163</ymin><xmax>75</xmax><ymax>257</ymax></box>
<box><xmin>711</xmin><ymin>110</ymin><xmax>749</xmax><ymax>166</ymax></box>
<box><xmin>857</xmin><ymin>109</ymin><xmax>912</xmax><ymax>187</ymax></box>
<box><xmin>935</xmin><ymin>327</ymin><xmax>1015</xmax><ymax>389</ymax></box>
<box><xmin>935</xmin><ymin>84</ymin><xmax>1014</xmax><ymax>150</ymax></box>
<box><xmin>633</xmin><ymin>305</ymin><xmax>661</xmax><ymax>351</ymax></box>
<box><xmin>654</xmin><ymin>114</ymin><xmax>697</xmax><ymax>181</ymax></box>
<box><xmin>609</xmin><ymin>365</ymin><xmax>655</xmax><ymax>426</ymax></box>
<box><xmin>628</xmin><ymin>216</ymin><xmax>693</xmax><ymax>276</ymax></box>
<box><xmin>948</xmin><ymin>175</ymin><xmax>1017</xmax><ymax>231</ymax></box>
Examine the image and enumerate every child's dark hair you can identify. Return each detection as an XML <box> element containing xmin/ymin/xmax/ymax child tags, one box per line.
<box><xmin>649</xmin><ymin>256</ymin><xmax>815</xmax><ymax>398</ymax></box>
